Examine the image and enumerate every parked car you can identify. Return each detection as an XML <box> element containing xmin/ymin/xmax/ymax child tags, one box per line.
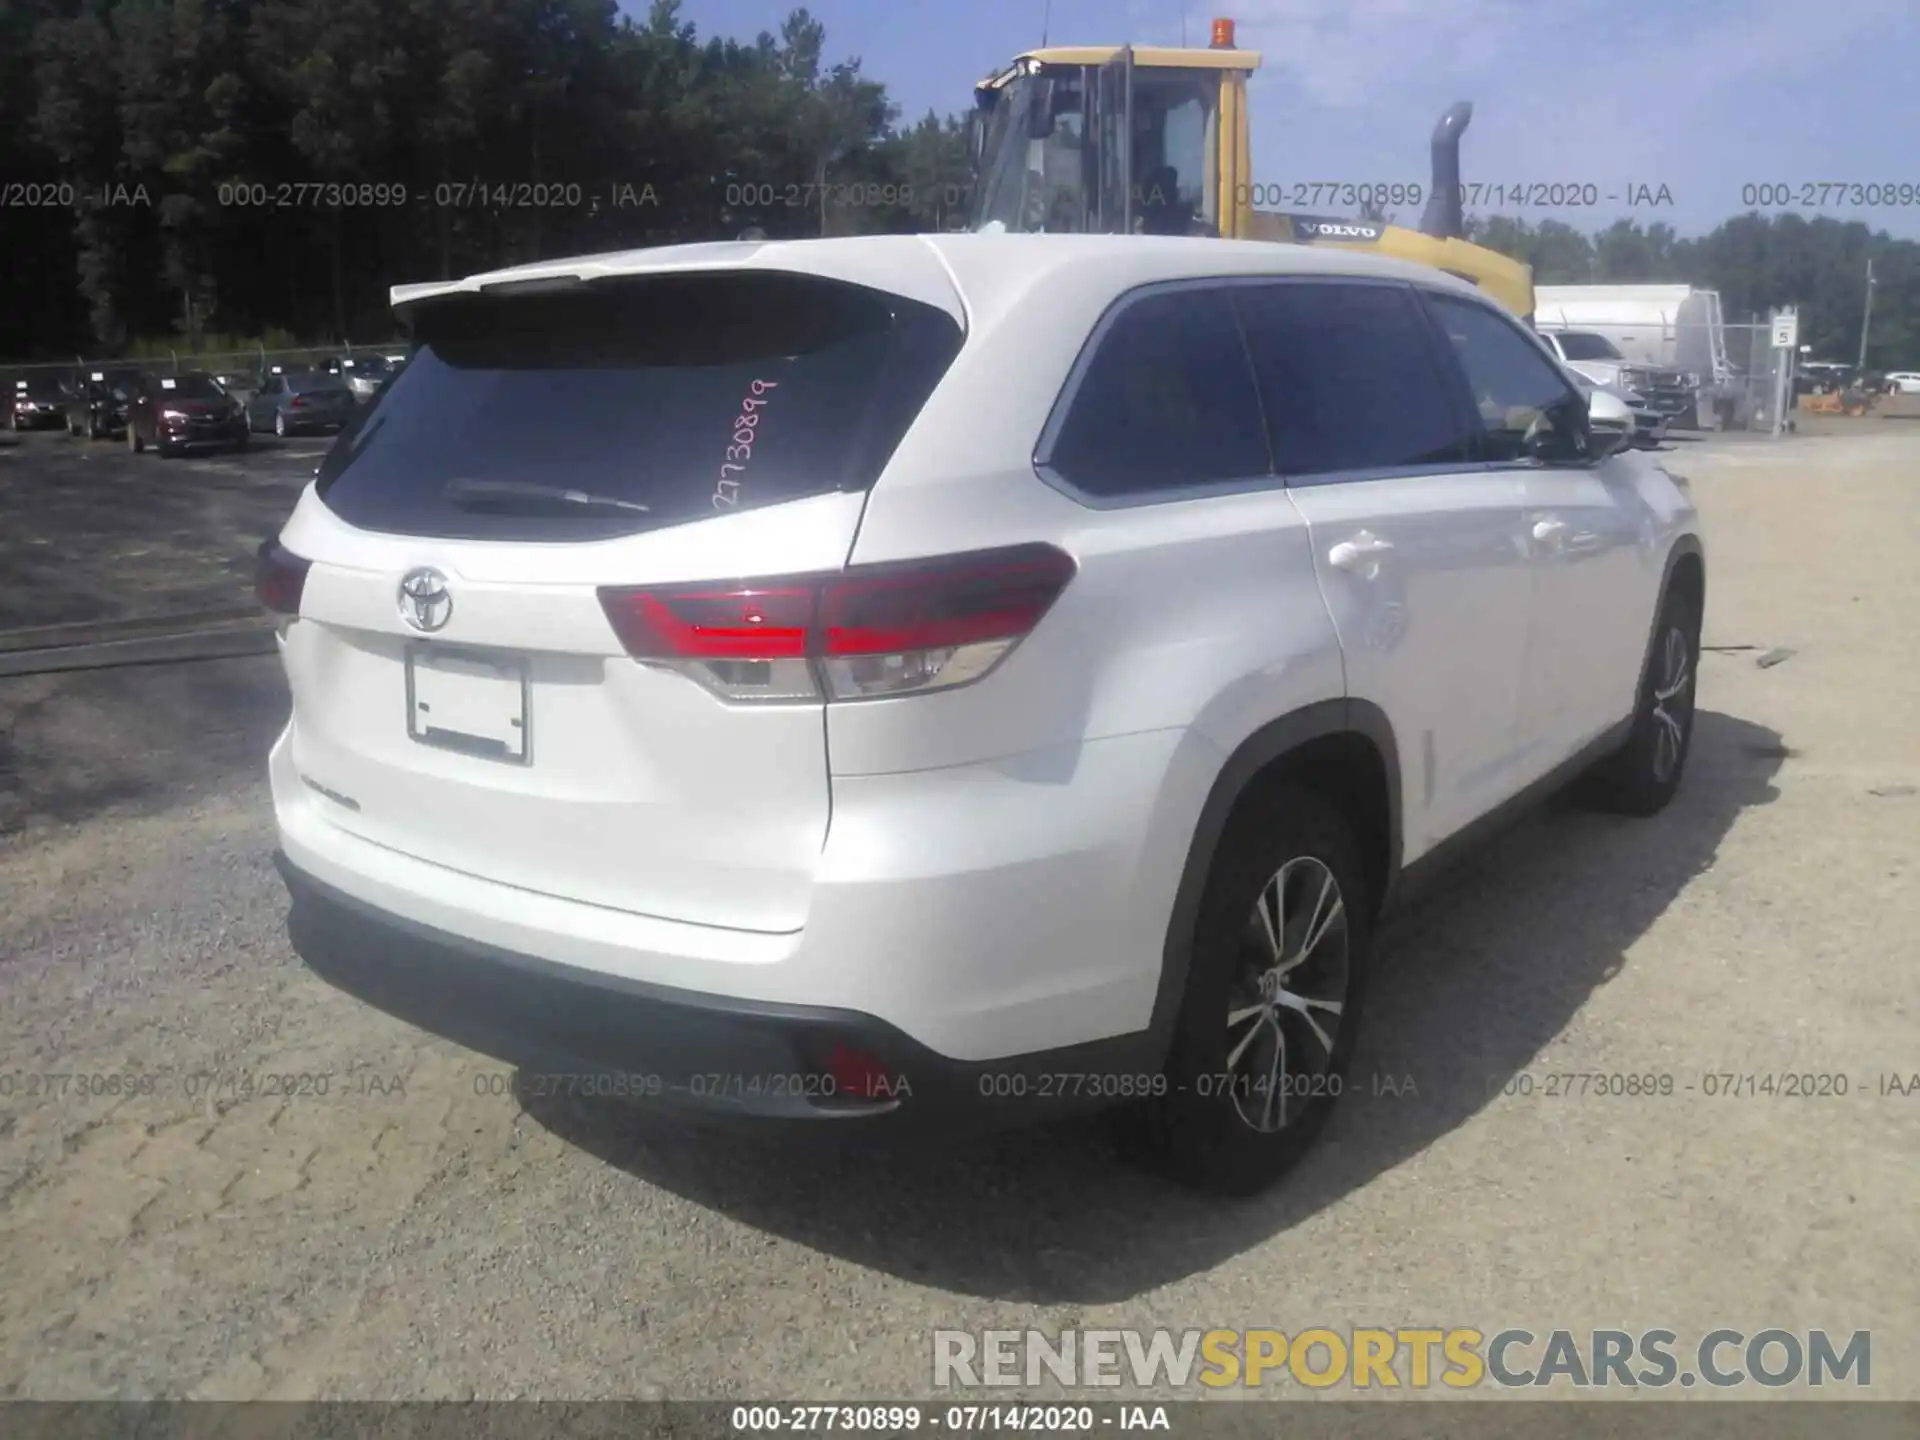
<box><xmin>266</xmin><ymin>235</ymin><xmax>1705</xmax><ymax>1197</ymax></box>
<box><xmin>1797</xmin><ymin>361</ymin><xmax>1857</xmax><ymax>397</ymax></box>
<box><xmin>1538</xmin><ymin>329</ymin><xmax>1697</xmax><ymax>425</ymax></box>
<box><xmin>10</xmin><ymin>377</ymin><xmax>68</xmax><ymax>431</ymax></box>
<box><xmin>246</xmin><ymin>370</ymin><xmax>356</xmax><ymax>436</ymax></box>
<box><xmin>223</xmin><ymin>364</ymin><xmax>285</xmax><ymax>406</ymax></box>
<box><xmin>127</xmin><ymin>370</ymin><xmax>249</xmax><ymax>456</ymax></box>
<box><xmin>1882</xmin><ymin>371</ymin><xmax>1920</xmax><ymax>395</ymax></box>
<box><xmin>72</xmin><ymin>368</ymin><xmax>145</xmax><ymax>440</ymax></box>
<box><xmin>1535</xmin><ymin>284</ymin><xmax>1732</xmax><ymax>426</ymax></box>
<box><xmin>1570</xmin><ymin>375</ymin><xmax>1667</xmax><ymax>449</ymax></box>
<box><xmin>329</xmin><ymin>354</ymin><xmax>396</xmax><ymax>402</ymax></box>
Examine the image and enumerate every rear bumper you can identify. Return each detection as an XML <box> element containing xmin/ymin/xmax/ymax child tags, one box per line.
<box><xmin>277</xmin><ymin>849</ymin><xmax>1163</xmax><ymax>1127</ymax></box>
<box><xmin>271</xmin><ymin>716</ymin><xmax>1205</xmax><ymax>1064</ymax></box>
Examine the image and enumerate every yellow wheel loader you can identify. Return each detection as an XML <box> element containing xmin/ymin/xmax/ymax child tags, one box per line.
<box><xmin>966</xmin><ymin>17</ymin><xmax>1535</xmax><ymax>321</ymax></box>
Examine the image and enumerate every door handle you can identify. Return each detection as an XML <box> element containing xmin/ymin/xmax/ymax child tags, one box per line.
<box><xmin>1531</xmin><ymin>518</ymin><xmax>1569</xmax><ymax>549</ymax></box>
<box><xmin>1328</xmin><ymin>532</ymin><xmax>1395</xmax><ymax>571</ymax></box>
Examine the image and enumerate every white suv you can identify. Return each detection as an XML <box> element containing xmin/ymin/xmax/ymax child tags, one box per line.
<box><xmin>264</xmin><ymin>234</ymin><xmax>1704</xmax><ymax>1196</ymax></box>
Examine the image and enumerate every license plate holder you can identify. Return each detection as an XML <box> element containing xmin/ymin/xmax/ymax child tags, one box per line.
<box><xmin>405</xmin><ymin>645</ymin><xmax>530</xmax><ymax>763</ymax></box>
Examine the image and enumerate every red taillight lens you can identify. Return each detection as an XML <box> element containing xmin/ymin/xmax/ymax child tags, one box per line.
<box><xmin>290</xmin><ymin>396</ymin><xmax>308</xmax><ymax>408</ymax></box>
<box><xmin>597</xmin><ymin>544</ymin><xmax>1076</xmax><ymax>705</ymax></box>
<box><xmin>819</xmin><ymin>1042</ymin><xmax>901</xmax><ymax>1105</ymax></box>
<box><xmin>598</xmin><ymin>584</ymin><xmax>816</xmax><ymax>660</ymax></box>
<box><xmin>256</xmin><ymin>540</ymin><xmax>311</xmax><ymax>617</ymax></box>
<box><xmin>820</xmin><ymin>547</ymin><xmax>1077</xmax><ymax>656</ymax></box>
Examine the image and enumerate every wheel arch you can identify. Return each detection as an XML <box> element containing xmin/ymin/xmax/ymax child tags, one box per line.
<box><xmin>1146</xmin><ymin>700</ymin><xmax>1403</xmax><ymax>1053</ymax></box>
<box><xmin>1635</xmin><ymin>533</ymin><xmax>1706</xmax><ymax>701</ymax></box>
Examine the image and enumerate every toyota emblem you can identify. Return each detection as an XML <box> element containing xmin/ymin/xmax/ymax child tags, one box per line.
<box><xmin>398</xmin><ymin>567</ymin><xmax>452</xmax><ymax>632</ymax></box>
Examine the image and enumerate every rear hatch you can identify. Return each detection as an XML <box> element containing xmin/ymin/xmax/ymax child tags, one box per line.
<box><xmin>290</xmin><ymin>380</ymin><xmax>355</xmax><ymax>419</ymax></box>
<box><xmin>153</xmin><ymin>376</ymin><xmax>233</xmax><ymax>423</ymax></box>
<box><xmin>268</xmin><ymin>266</ymin><xmax>964</xmax><ymax>932</ymax></box>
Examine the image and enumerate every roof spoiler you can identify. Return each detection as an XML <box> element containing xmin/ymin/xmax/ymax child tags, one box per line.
<box><xmin>1418</xmin><ymin>102</ymin><xmax>1472</xmax><ymax>241</ymax></box>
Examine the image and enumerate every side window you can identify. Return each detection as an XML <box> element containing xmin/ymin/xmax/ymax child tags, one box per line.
<box><xmin>1425</xmin><ymin>293</ymin><xmax>1587</xmax><ymax>464</ymax></box>
<box><xmin>1044</xmin><ymin>287</ymin><xmax>1270</xmax><ymax>498</ymax></box>
<box><xmin>1232</xmin><ymin>281</ymin><xmax>1474</xmax><ymax>476</ymax></box>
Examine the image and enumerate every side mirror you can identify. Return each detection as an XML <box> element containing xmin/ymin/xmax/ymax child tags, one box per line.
<box><xmin>1586</xmin><ymin>388</ymin><xmax>1634</xmax><ymax>460</ymax></box>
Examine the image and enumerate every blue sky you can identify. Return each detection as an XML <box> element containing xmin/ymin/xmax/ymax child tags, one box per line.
<box><xmin>673</xmin><ymin>0</ymin><xmax>1920</xmax><ymax>239</ymax></box>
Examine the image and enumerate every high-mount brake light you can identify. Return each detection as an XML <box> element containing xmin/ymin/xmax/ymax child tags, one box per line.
<box><xmin>597</xmin><ymin>544</ymin><xmax>1076</xmax><ymax>705</ymax></box>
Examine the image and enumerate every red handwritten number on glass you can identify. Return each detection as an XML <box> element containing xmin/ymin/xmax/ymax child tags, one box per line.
<box><xmin>715</xmin><ymin>379</ymin><xmax>778</xmax><ymax>510</ymax></box>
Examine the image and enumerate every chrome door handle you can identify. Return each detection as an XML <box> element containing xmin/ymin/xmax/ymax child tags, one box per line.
<box><xmin>1329</xmin><ymin>532</ymin><xmax>1395</xmax><ymax>571</ymax></box>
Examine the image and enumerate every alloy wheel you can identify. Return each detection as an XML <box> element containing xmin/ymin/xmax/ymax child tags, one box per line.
<box><xmin>1223</xmin><ymin>855</ymin><xmax>1351</xmax><ymax>1134</ymax></box>
<box><xmin>1650</xmin><ymin>625</ymin><xmax>1694</xmax><ymax>783</ymax></box>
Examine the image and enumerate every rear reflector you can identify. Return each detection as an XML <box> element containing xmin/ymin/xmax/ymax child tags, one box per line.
<box><xmin>598</xmin><ymin>544</ymin><xmax>1076</xmax><ymax>704</ymax></box>
<box><xmin>256</xmin><ymin>539</ymin><xmax>311</xmax><ymax>617</ymax></box>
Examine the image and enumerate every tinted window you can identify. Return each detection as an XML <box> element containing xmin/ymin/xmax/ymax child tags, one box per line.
<box><xmin>287</xmin><ymin>372</ymin><xmax>348</xmax><ymax>395</ymax></box>
<box><xmin>1044</xmin><ymin>288</ymin><xmax>1269</xmax><ymax>497</ymax></box>
<box><xmin>316</xmin><ymin>271</ymin><xmax>964</xmax><ymax>541</ymax></box>
<box><xmin>1553</xmin><ymin>332</ymin><xmax>1622</xmax><ymax>362</ymax></box>
<box><xmin>1233</xmin><ymin>281</ymin><xmax>1472</xmax><ymax>476</ymax></box>
<box><xmin>1427</xmin><ymin>294</ymin><xmax>1587</xmax><ymax>463</ymax></box>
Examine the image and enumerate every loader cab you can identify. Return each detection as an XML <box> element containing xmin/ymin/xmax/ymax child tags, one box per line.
<box><xmin>968</xmin><ymin>43</ymin><xmax>1251</xmax><ymax>239</ymax></box>
<box><xmin>966</xmin><ymin>19</ymin><xmax>1537</xmax><ymax>321</ymax></box>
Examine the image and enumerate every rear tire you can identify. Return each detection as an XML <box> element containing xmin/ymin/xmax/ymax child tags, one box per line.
<box><xmin>274</xmin><ymin>411</ymin><xmax>287</xmax><ymax>438</ymax></box>
<box><xmin>1577</xmin><ymin>586</ymin><xmax>1700</xmax><ymax>817</ymax></box>
<box><xmin>1120</xmin><ymin>784</ymin><xmax>1372</xmax><ymax>1197</ymax></box>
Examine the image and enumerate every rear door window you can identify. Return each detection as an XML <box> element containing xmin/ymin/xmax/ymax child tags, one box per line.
<box><xmin>1232</xmin><ymin>280</ymin><xmax>1475</xmax><ymax>479</ymax></box>
<box><xmin>316</xmin><ymin>271</ymin><xmax>964</xmax><ymax>541</ymax></box>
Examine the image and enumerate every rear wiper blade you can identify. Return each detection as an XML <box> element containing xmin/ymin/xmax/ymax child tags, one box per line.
<box><xmin>443</xmin><ymin>477</ymin><xmax>650</xmax><ymax>514</ymax></box>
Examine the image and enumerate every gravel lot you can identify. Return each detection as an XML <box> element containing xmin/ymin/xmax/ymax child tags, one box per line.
<box><xmin>0</xmin><ymin>427</ymin><xmax>1915</xmax><ymax>1404</ymax></box>
<box><xmin>0</xmin><ymin>427</ymin><xmax>325</xmax><ymax>632</ymax></box>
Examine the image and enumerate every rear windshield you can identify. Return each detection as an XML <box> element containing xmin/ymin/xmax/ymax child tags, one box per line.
<box><xmin>315</xmin><ymin>270</ymin><xmax>965</xmax><ymax>541</ymax></box>
<box><xmin>156</xmin><ymin>373</ymin><xmax>226</xmax><ymax>399</ymax></box>
<box><xmin>1555</xmin><ymin>332</ymin><xmax>1623</xmax><ymax>361</ymax></box>
<box><xmin>289</xmin><ymin>372</ymin><xmax>350</xmax><ymax>394</ymax></box>
<box><xmin>17</xmin><ymin>379</ymin><xmax>62</xmax><ymax>399</ymax></box>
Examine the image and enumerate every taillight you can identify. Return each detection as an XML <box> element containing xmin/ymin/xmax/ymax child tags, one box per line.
<box><xmin>290</xmin><ymin>396</ymin><xmax>308</xmax><ymax>408</ymax></box>
<box><xmin>256</xmin><ymin>540</ymin><xmax>311</xmax><ymax>617</ymax></box>
<box><xmin>597</xmin><ymin>544</ymin><xmax>1076</xmax><ymax>705</ymax></box>
<box><xmin>599</xmin><ymin>582</ymin><xmax>818</xmax><ymax>702</ymax></box>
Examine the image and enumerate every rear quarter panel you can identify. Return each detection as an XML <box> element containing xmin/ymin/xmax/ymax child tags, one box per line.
<box><xmin>834</xmin><ymin>262</ymin><xmax>1346</xmax><ymax>1046</ymax></box>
